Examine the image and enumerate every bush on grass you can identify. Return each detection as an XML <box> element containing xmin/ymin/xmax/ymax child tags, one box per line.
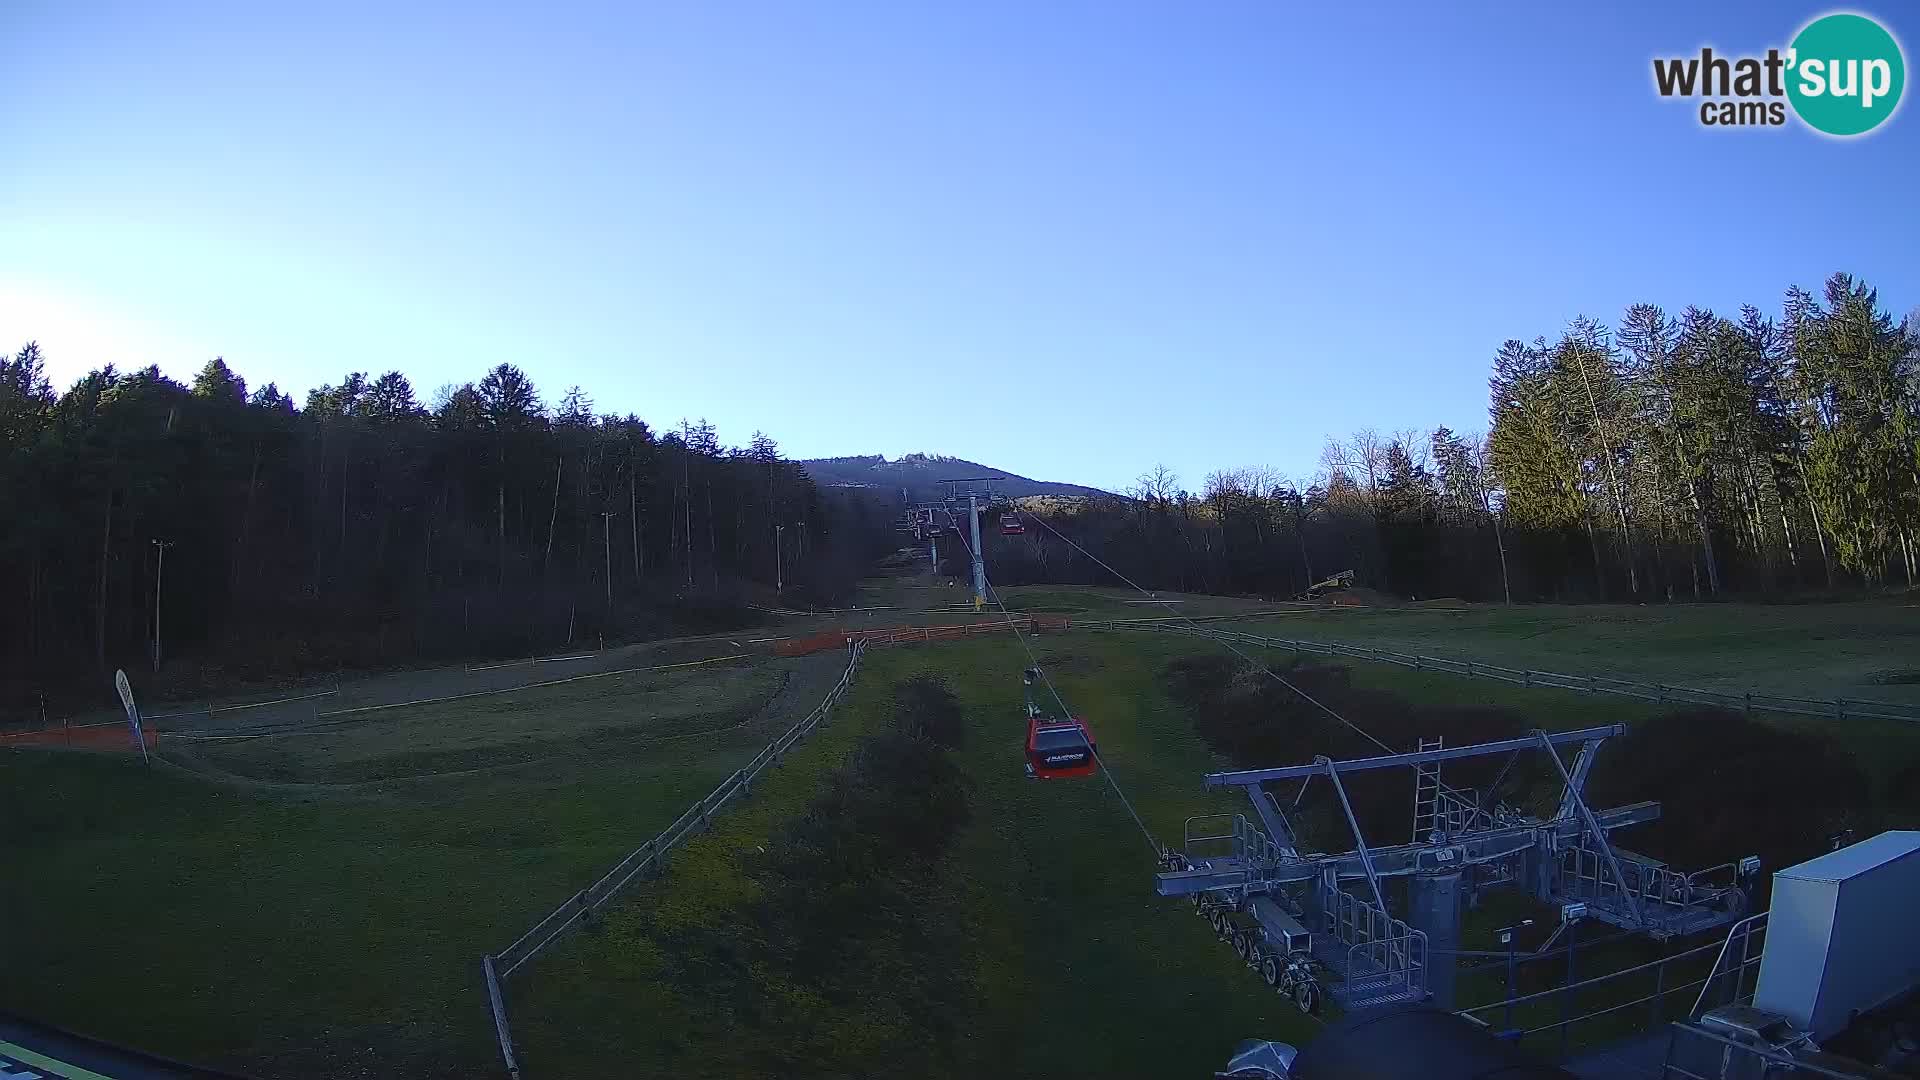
<box><xmin>647</xmin><ymin>675</ymin><xmax>977</xmax><ymax>1078</ymax></box>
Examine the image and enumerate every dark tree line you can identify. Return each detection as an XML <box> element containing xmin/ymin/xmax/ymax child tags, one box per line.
<box><xmin>995</xmin><ymin>273</ymin><xmax>1919</xmax><ymax>603</ymax></box>
<box><xmin>0</xmin><ymin>351</ymin><xmax>894</xmax><ymax>712</ymax></box>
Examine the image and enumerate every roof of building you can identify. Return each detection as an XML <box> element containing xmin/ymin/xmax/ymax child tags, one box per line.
<box><xmin>1777</xmin><ymin>831</ymin><xmax>1920</xmax><ymax>884</ymax></box>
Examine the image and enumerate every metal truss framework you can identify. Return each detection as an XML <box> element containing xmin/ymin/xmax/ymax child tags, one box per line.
<box><xmin>1157</xmin><ymin>724</ymin><xmax>1757</xmax><ymax>1010</ymax></box>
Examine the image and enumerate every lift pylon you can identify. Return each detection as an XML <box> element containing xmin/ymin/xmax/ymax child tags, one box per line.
<box><xmin>935</xmin><ymin>478</ymin><xmax>1002</xmax><ymax>612</ymax></box>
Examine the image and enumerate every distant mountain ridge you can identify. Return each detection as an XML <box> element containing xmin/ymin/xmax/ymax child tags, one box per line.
<box><xmin>799</xmin><ymin>453</ymin><xmax>1113</xmax><ymax>503</ymax></box>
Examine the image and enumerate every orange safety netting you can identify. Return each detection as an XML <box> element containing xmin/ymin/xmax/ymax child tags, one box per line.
<box><xmin>0</xmin><ymin>724</ymin><xmax>158</xmax><ymax>752</ymax></box>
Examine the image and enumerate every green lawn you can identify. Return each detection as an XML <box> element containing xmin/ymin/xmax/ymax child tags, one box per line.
<box><xmin>5</xmin><ymin>597</ymin><xmax>1918</xmax><ymax>1078</ymax></box>
<box><xmin>512</xmin><ymin>636</ymin><xmax>1313</xmax><ymax>1079</ymax></box>
<box><xmin>183</xmin><ymin>660</ymin><xmax>779</xmax><ymax>785</ymax></box>
<box><xmin>1002</xmin><ymin>584</ymin><xmax>1281</xmax><ymax>618</ymax></box>
<box><xmin>0</xmin><ymin>655</ymin><xmax>824</xmax><ymax>1078</ymax></box>
<box><xmin>1236</xmin><ymin>601</ymin><xmax>1920</xmax><ymax>705</ymax></box>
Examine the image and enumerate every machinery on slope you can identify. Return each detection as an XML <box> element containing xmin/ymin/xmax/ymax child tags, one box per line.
<box><xmin>1298</xmin><ymin>570</ymin><xmax>1355</xmax><ymax>599</ymax></box>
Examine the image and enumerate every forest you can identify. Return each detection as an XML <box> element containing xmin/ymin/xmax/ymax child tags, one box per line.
<box><xmin>987</xmin><ymin>273</ymin><xmax>1920</xmax><ymax>603</ymax></box>
<box><xmin>0</xmin><ymin>354</ymin><xmax>896</xmax><ymax>714</ymax></box>
<box><xmin>5</xmin><ymin>271</ymin><xmax>1913</xmax><ymax>714</ymax></box>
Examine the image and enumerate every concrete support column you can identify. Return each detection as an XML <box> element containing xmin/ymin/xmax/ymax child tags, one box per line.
<box><xmin>1410</xmin><ymin>868</ymin><xmax>1466</xmax><ymax>1008</ymax></box>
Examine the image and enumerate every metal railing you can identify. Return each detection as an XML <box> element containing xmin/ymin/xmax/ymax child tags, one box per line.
<box><xmin>1658</xmin><ymin>1020</ymin><xmax>1875</xmax><ymax>1079</ymax></box>
<box><xmin>1234</xmin><ymin>815</ymin><xmax>1294</xmax><ymax>871</ymax></box>
<box><xmin>1074</xmin><ymin>620</ymin><xmax>1920</xmax><ymax>723</ymax></box>
<box><xmin>480</xmin><ymin>641</ymin><xmax>867</xmax><ymax>1077</ymax></box>
<box><xmin>1321</xmin><ymin>882</ymin><xmax>1427</xmax><ymax>997</ymax></box>
<box><xmin>1690</xmin><ymin>913</ymin><xmax>1768</xmax><ymax>1019</ymax></box>
<box><xmin>1176</xmin><ymin>814</ymin><xmax>1298</xmax><ymax>892</ymax></box>
<box><xmin>1181</xmin><ymin>814</ymin><xmax>1239</xmax><ymax>861</ymax></box>
<box><xmin>1558</xmin><ymin>843</ymin><xmax>1740</xmax><ymax>918</ymax></box>
<box><xmin>1457</xmin><ymin>930</ymin><xmax>1758</xmax><ymax>1057</ymax></box>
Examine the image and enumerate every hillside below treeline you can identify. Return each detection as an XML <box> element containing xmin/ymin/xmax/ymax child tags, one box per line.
<box><xmin>799</xmin><ymin>453</ymin><xmax>1114</xmax><ymax>503</ymax></box>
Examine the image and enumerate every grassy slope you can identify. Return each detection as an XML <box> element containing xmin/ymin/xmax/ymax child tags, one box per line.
<box><xmin>5</xmin><ymin>597</ymin><xmax>1918</xmax><ymax>1077</ymax></box>
<box><xmin>187</xmin><ymin>662</ymin><xmax>780</xmax><ymax>784</ymax></box>
<box><xmin>1237</xmin><ymin>601</ymin><xmax>1920</xmax><ymax>704</ymax></box>
<box><xmin>513</xmin><ymin>636</ymin><xmax>1316</xmax><ymax>1079</ymax></box>
<box><xmin>991</xmin><ymin>585</ymin><xmax>1920</xmax><ymax>706</ymax></box>
<box><xmin>509</xmin><ymin>651</ymin><xmax>907</xmax><ymax>1076</ymax></box>
<box><xmin>0</xmin><ymin>660</ymin><xmax>811</xmax><ymax>1078</ymax></box>
<box><xmin>1210</xmin><ymin>628</ymin><xmax>1920</xmax><ymax>796</ymax></box>
<box><xmin>942</xmin><ymin>634</ymin><xmax>1312</xmax><ymax>1076</ymax></box>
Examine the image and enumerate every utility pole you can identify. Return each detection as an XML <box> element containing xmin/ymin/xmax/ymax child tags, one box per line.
<box><xmin>150</xmin><ymin>538</ymin><xmax>174</xmax><ymax>673</ymax></box>
<box><xmin>600</xmin><ymin>511</ymin><xmax>616</xmax><ymax>610</ymax></box>
<box><xmin>774</xmin><ymin>524</ymin><xmax>785</xmax><ymax>594</ymax></box>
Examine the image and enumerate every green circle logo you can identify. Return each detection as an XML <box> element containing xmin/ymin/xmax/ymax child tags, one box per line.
<box><xmin>1787</xmin><ymin>13</ymin><xmax>1906</xmax><ymax>136</ymax></box>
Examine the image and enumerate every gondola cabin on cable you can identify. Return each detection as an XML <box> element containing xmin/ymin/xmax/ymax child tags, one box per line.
<box><xmin>1025</xmin><ymin>715</ymin><xmax>1098</xmax><ymax>779</ymax></box>
<box><xmin>1000</xmin><ymin>511</ymin><xmax>1026</xmax><ymax>536</ymax></box>
<box><xmin>1017</xmin><ymin>667</ymin><xmax>1098</xmax><ymax>779</ymax></box>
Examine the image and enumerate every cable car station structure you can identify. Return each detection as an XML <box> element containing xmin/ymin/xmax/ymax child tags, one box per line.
<box><xmin>1156</xmin><ymin>724</ymin><xmax>1759</xmax><ymax>1012</ymax></box>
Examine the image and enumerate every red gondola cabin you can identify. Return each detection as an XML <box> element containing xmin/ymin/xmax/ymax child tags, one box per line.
<box><xmin>1025</xmin><ymin>715</ymin><xmax>1098</xmax><ymax>779</ymax></box>
<box><xmin>1001</xmin><ymin>512</ymin><xmax>1026</xmax><ymax>536</ymax></box>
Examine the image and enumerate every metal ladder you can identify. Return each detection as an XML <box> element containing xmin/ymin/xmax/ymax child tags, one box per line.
<box><xmin>1411</xmin><ymin>737</ymin><xmax>1443</xmax><ymax>842</ymax></box>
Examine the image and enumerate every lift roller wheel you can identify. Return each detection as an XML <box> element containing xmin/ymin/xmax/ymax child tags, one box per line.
<box><xmin>1260</xmin><ymin>954</ymin><xmax>1282</xmax><ymax>987</ymax></box>
<box><xmin>1209</xmin><ymin>909</ymin><xmax>1229</xmax><ymax>938</ymax></box>
<box><xmin>1231</xmin><ymin>929</ymin><xmax>1251</xmax><ymax>962</ymax></box>
<box><xmin>1292</xmin><ymin>979</ymin><xmax>1321</xmax><ymax>1015</ymax></box>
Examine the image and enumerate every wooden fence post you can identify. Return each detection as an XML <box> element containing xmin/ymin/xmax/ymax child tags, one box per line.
<box><xmin>483</xmin><ymin>955</ymin><xmax>522</xmax><ymax>1080</ymax></box>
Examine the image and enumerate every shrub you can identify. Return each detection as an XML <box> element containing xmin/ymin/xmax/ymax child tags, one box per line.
<box><xmin>1163</xmin><ymin>655</ymin><xmax>1533</xmax><ymax>845</ymax></box>
<box><xmin>1587</xmin><ymin>708</ymin><xmax>1871</xmax><ymax>880</ymax></box>
<box><xmin>647</xmin><ymin>676</ymin><xmax>976</xmax><ymax>1077</ymax></box>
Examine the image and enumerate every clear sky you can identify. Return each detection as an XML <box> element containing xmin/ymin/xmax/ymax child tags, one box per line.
<box><xmin>4</xmin><ymin>1</ymin><xmax>1915</xmax><ymax>493</ymax></box>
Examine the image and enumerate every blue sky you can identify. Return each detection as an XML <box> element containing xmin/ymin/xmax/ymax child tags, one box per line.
<box><xmin>3</xmin><ymin>1</ymin><xmax>1915</xmax><ymax>493</ymax></box>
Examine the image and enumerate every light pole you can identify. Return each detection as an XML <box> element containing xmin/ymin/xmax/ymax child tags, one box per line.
<box><xmin>150</xmin><ymin>539</ymin><xmax>174</xmax><ymax>673</ymax></box>
<box><xmin>1560</xmin><ymin>902</ymin><xmax>1587</xmax><ymax>1059</ymax></box>
<box><xmin>1498</xmin><ymin>918</ymin><xmax>1534</xmax><ymax>1036</ymax></box>
<box><xmin>774</xmin><ymin>524</ymin><xmax>785</xmax><ymax>594</ymax></box>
